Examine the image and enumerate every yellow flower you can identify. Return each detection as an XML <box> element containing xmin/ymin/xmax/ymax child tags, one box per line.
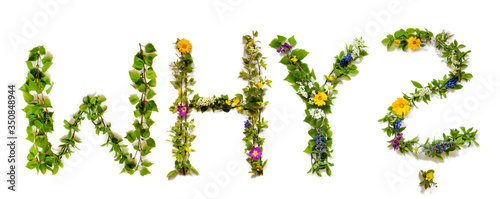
<box><xmin>290</xmin><ymin>55</ymin><xmax>298</xmax><ymax>63</ymax></box>
<box><xmin>237</xmin><ymin>106</ymin><xmax>243</xmax><ymax>112</ymax></box>
<box><xmin>313</xmin><ymin>92</ymin><xmax>327</xmax><ymax>106</ymax></box>
<box><xmin>392</xmin><ymin>98</ymin><xmax>411</xmax><ymax>116</ymax></box>
<box><xmin>393</xmin><ymin>39</ymin><xmax>401</xmax><ymax>45</ymax></box>
<box><xmin>185</xmin><ymin>146</ymin><xmax>192</xmax><ymax>152</ymax></box>
<box><xmin>225</xmin><ymin>100</ymin><xmax>231</xmax><ymax>106</ymax></box>
<box><xmin>407</xmin><ymin>37</ymin><xmax>422</xmax><ymax>50</ymax></box>
<box><xmin>232</xmin><ymin>97</ymin><xmax>240</xmax><ymax>106</ymax></box>
<box><xmin>328</xmin><ymin>76</ymin><xmax>334</xmax><ymax>81</ymax></box>
<box><xmin>425</xmin><ymin>172</ymin><xmax>434</xmax><ymax>181</ymax></box>
<box><xmin>255</xmin><ymin>165</ymin><xmax>263</xmax><ymax>171</ymax></box>
<box><xmin>177</xmin><ymin>38</ymin><xmax>192</xmax><ymax>54</ymax></box>
<box><xmin>257</xmin><ymin>82</ymin><xmax>264</xmax><ymax>88</ymax></box>
<box><xmin>178</xmin><ymin>88</ymin><xmax>181</xmax><ymax>96</ymax></box>
<box><xmin>246</xmin><ymin>41</ymin><xmax>253</xmax><ymax>47</ymax></box>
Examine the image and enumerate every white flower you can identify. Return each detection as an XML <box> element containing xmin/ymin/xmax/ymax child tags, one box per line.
<box><xmin>196</xmin><ymin>96</ymin><xmax>216</xmax><ymax>106</ymax></box>
<box><xmin>309</xmin><ymin>108</ymin><xmax>325</xmax><ymax>120</ymax></box>
<box><xmin>307</xmin><ymin>82</ymin><xmax>313</xmax><ymax>88</ymax></box>
<box><xmin>324</xmin><ymin>83</ymin><xmax>333</xmax><ymax>93</ymax></box>
<box><xmin>412</xmin><ymin>143</ymin><xmax>423</xmax><ymax>154</ymax></box>
<box><xmin>296</xmin><ymin>85</ymin><xmax>308</xmax><ymax>98</ymax></box>
<box><xmin>415</xmin><ymin>87</ymin><xmax>432</xmax><ymax>97</ymax></box>
<box><xmin>308</xmin><ymin>99</ymin><xmax>315</xmax><ymax>105</ymax></box>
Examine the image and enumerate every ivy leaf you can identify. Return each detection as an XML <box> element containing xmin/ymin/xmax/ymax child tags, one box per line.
<box><xmin>23</xmin><ymin>91</ymin><xmax>33</xmax><ymax>103</ymax></box>
<box><xmin>140</xmin><ymin>168</ymin><xmax>151</xmax><ymax>176</ymax></box>
<box><xmin>129</xmin><ymin>94</ymin><xmax>139</xmax><ymax>105</ymax></box>
<box><xmin>145</xmin><ymin>43</ymin><xmax>156</xmax><ymax>53</ymax></box>
<box><xmin>411</xmin><ymin>80</ymin><xmax>423</xmax><ymax>88</ymax></box>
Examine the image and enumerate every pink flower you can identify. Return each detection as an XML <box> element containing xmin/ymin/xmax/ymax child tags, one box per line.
<box><xmin>249</xmin><ymin>147</ymin><xmax>262</xmax><ymax>161</ymax></box>
<box><xmin>177</xmin><ymin>104</ymin><xmax>188</xmax><ymax>116</ymax></box>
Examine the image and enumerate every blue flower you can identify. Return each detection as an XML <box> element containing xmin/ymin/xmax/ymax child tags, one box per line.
<box><xmin>340</xmin><ymin>52</ymin><xmax>352</xmax><ymax>67</ymax></box>
<box><xmin>393</xmin><ymin>119</ymin><xmax>402</xmax><ymax>132</ymax></box>
<box><xmin>244</xmin><ymin>120</ymin><xmax>251</xmax><ymax>128</ymax></box>
<box><xmin>427</xmin><ymin>141</ymin><xmax>456</xmax><ymax>153</ymax></box>
<box><xmin>314</xmin><ymin>128</ymin><xmax>327</xmax><ymax>151</ymax></box>
<box><xmin>446</xmin><ymin>76</ymin><xmax>459</xmax><ymax>89</ymax></box>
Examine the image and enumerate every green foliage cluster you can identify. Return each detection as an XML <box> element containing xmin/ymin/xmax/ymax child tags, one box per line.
<box><xmin>167</xmin><ymin>39</ymin><xmax>198</xmax><ymax>178</ymax></box>
<box><xmin>269</xmin><ymin>36</ymin><xmax>368</xmax><ymax>176</ymax></box>
<box><xmin>379</xmin><ymin>29</ymin><xmax>478</xmax><ymax>159</ymax></box>
<box><xmin>126</xmin><ymin>43</ymin><xmax>159</xmax><ymax>176</ymax></box>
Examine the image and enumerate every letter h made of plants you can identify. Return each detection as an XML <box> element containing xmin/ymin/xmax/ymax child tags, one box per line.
<box><xmin>167</xmin><ymin>31</ymin><xmax>271</xmax><ymax>178</ymax></box>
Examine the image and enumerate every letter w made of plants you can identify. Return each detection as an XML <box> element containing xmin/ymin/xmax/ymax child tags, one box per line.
<box><xmin>167</xmin><ymin>31</ymin><xmax>271</xmax><ymax>178</ymax></box>
<box><xmin>21</xmin><ymin>44</ymin><xmax>158</xmax><ymax>176</ymax></box>
<box><xmin>269</xmin><ymin>36</ymin><xmax>368</xmax><ymax>176</ymax></box>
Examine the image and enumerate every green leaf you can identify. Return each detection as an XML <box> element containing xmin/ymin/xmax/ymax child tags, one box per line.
<box><xmin>145</xmin><ymin>53</ymin><xmax>157</xmax><ymax>66</ymax></box>
<box><xmin>292</xmin><ymin>49</ymin><xmax>309</xmax><ymax>60</ymax></box>
<box><xmin>129</xmin><ymin>71</ymin><xmax>141</xmax><ymax>82</ymax></box>
<box><xmin>23</xmin><ymin>91</ymin><xmax>33</xmax><ymax>103</ymax></box>
<box><xmin>145</xmin><ymin>43</ymin><xmax>156</xmax><ymax>53</ymax></box>
<box><xmin>146</xmin><ymin>68</ymin><xmax>157</xmax><ymax>79</ymax></box>
<box><xmin>269</xmin><ymin>39</ymin><xmax>281</xmax><ymax>49</ymax></box>
<box><xmin>167</xmin><ymin>170</ymin><xmax>177</xmax><ymax>178</ymax></box>
<box><xmin>147</xmin><ymin>90</ymin><xmax>156</xmax><ymax>99</ymax></box>
<box><xmin>138</xmin><ymin>84</ymin><xmax>146</xmax><ymax>93</ymax></box>
<box><xmin>140</xmin><ymin>168</ymin><xmax>151</xmax><ymax>176</ymax></box>
<box><xmin>146</xmin><ymin>138</ymin><xmax>156</xmax><ymax>147</ymax></box>
<box><xmin>303</xmin><ymin>145</ymin><xmax>312</xmax><ymax>154</ymax></box>
<box><xmin>42</xmin><ymin>62</ymin><xmax>52</xmax><ymax>72</ymax></box>
<box><xmin>411</xmin><ymin>80</ymin><xmax>423</xmax><ymax>88</ymax></box>
<box><xmin>288</xmin><ymin>36</ymin><xmax>297</xmax><ymax>46</ymax></box>
<box><xmin>129</xmin><ymin>94</ymin><xmax>139</xmax><ymax>105</ymax></box>
<box><xmin>277</xmin><ymin>35</ymin><xmax>287</xmax><ymax>43</ymax></box>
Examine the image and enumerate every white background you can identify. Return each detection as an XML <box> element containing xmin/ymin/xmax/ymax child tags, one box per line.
<box><xmin>1</xmin><ymin>0</ymin><xmax>499</xmax><ymax>198</ymax></box>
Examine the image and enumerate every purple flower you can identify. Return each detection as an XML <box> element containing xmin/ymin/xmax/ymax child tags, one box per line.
<box><xmin>391</xmin><ymin>139</ymin><xmax>399</xmax><ymax>150</ymax></box>
<box><xmin>177</xmin><ymin>104</ymin><xmax>189</xmax><ymax>116</ymax></box>
<box><xmin>249</xmin><ymin>147</ymin><xmax>262</xmax><ymax>161</ymax></box>
<box><xmin>396</xmin><ymin>133</ymin><xmax>403</xmax><ymax>140</ymax></box>
<box><xmin>277</xmin><ymin>43</ymin><xmax>292</xmax><ymax>53</ymax></box>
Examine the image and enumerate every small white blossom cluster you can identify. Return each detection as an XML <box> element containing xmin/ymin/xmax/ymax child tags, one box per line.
<box><xmin>247</xmin><ymin>46</ymin><xmax>259</xmax><ymax>60</ymax></box>
<box><xmin>309</xmin><ymin>108</ymin><xmax>325</xmax><ymax>120</ymax></box>
<box><xmin>415</xmin><ymin>87</ymin><xmax>432</xmax><ymax>97</ymax></box>
<box><xmin>351</xmin><ymin>37</ymin><xmax>365</xmax><ymax>59</ymax></box>
<box><xmin>195</xmin><ymin>96</ymin><xmax>216</xmax><ymax>106</ymax></box>
<box><xmin>296</xmin><ymin>84</ymin><xmax>308</xmax><ymax>98</ymax></box>
<box><xmin>450</xmin><ymin>50</ymin><xmax>461</xmax><ymax>75</ymax></box>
